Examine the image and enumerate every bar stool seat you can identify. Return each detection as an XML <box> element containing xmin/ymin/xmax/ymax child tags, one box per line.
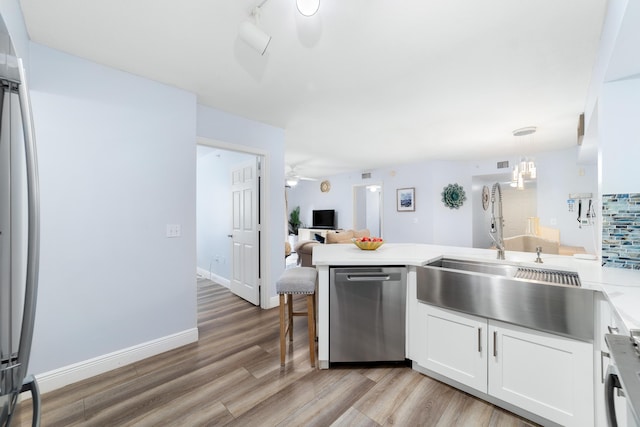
<box><xmin>276</xmin><ymin>267</ymin><xmax>317</xmax><ymax>367</ymax></box>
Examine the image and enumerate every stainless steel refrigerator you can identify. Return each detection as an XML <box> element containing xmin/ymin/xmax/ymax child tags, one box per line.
<box><xmin>0</xmin><ymin>12</ymin><xmax>41</xmax><ymax>427</ymax></box>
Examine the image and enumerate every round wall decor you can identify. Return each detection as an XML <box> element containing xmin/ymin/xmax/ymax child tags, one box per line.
<box><xmin>320</xmin><ymin>180</ymin><xmax>331</xmax><ymax>193</ymax></box>
<box><xmin>482</xmin><ymin>185</ymin><xmax>490</xmax><ymax>211</ymax></box>
<box><xmin>442</xmin><ymin>183</ymin><xmax>466</xmax><ymax>209</ymax></box>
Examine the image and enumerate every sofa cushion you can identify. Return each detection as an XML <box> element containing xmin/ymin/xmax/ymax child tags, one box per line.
<box><xmin>326</xmin><ymin>230</ymin><xmax>354</xmax><ymax>244</ymax></box>
<box><xmin>353</xmin><ymin>229</ymin><xmax>371</xmax><ymax>239</ymax></box>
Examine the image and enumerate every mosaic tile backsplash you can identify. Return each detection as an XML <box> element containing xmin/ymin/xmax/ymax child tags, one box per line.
<box><xmin>602</xmin><ymin>193</ymin><xmax>640</xmax><ymax>269</ymax></box>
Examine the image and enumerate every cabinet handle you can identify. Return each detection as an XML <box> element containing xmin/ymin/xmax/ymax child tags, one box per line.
<box><xmin>601</xmin><ymin>351</ymin><xmax>610</xmax><ymax>384</ymax></box>
<box><xmin>478</xmin><ymin>328</ymin><xmax>482</xmax><ymax>353</ymax></box>
<box><xmin>493</xmin><ymin>331</ymin><xmax>498</xmax><ymax>357</ymax></box>
<box><xmin>607</xmin><ymin>326</ymin><xmax>619</xmax><ymax>334</ymax></box>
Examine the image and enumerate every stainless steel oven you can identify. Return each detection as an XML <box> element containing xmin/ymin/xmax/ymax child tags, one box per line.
<box><xmin>605</xmin><ymin>331</ymin><xmax>640</xmax><ymax>427</ymax></box>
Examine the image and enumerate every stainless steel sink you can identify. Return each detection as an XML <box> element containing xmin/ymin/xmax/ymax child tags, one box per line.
<box><xmin>417</xmin><ymin>258</ymin><xmax>594</xmax><ymax>342</ymax></box>
<box><xmin>428</xmin><ymin>258</ymin><xmax>582</xmax><ymax>286</ymax></box>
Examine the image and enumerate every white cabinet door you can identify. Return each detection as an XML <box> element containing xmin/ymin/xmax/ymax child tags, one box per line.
<box><xmin>488</xmin><ymin>320</ymin><xmax>593</xmax><ymax>427</ymax></box>
<box><xmin>422</xmin><ymin>304</ymin><xmax>488</xmax><ymax>393</ymax></box>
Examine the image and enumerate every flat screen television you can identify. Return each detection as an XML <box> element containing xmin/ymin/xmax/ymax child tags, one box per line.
<box><xmin>312</xmin><ymin>209</ymin><xmax>336</xmax><ymax>229</ymax></box>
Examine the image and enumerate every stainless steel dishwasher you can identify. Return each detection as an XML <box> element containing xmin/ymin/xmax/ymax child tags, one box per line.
<box><xmin>329</xmin><ymin>267</ymin><xmax>406</xmax><ymax>363</ymax></box>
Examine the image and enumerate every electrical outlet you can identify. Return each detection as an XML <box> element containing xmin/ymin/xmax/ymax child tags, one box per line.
<box><xmin>166</xmin><ymin>224</ymin><xmax>181</xmax><ymax>238</ymax></box>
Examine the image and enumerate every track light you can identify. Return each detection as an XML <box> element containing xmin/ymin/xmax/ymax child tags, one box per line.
<box><xmin>239</xmin><ymin>20</ymin><xmax>271</xmax><ymax>55</ymax></box>
<box><xmin>296</xmin><ymin>0</ymin><xmax>320</xmax><ymax>16</ymax></box>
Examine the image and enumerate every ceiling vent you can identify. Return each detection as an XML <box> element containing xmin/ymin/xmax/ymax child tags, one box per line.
<box><xmin>361</xmin><ymin>172</ymin><xmax>372</xmax><ymax>179</ymax></box>
<box><xmin>497</xmin><ymin>161</ymin><xmax>509</xmax><ymax>169</ymax></box>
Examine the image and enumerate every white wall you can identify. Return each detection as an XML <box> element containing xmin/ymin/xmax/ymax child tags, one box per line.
<box><xmin>536</xmin><ymin>147</ymin><xmax>598</xmax><ymax>252</ymax></box>
<box><xmin>197</xmin><ymin>148</ymin><xmax>256</xmax><ymax>281</ymax></box>
<box><xmin>196</xmin><ymin>106</ymin><xmax>285</xmax><ymax>300</ymax></box>
<box><xmin>27</xmin><ymin>43</ymin><xmax>198</xmax><ymax>374</ymax></box>
<box><xmin>600</xmin><ymin>77</ymin><xmax>640</xmax><ymax>195</ymax></box>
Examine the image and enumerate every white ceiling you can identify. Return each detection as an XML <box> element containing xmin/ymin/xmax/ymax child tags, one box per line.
<box><xmin>19</xmin><ymin>0</ymin><xmax>607</xmax><ymax>178</ymax></box>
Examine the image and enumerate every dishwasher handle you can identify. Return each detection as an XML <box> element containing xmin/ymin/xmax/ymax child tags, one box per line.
<box><xmin>346</xmin><ymin>274</ymin><xmax>392</xmax><ymax>281</ymax></box>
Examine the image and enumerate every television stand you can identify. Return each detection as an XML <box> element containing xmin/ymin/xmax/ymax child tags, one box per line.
<box><xmin>298</xmin><ymin>228</ymin><xmax>336</xmax><ymax>243</ymax></box>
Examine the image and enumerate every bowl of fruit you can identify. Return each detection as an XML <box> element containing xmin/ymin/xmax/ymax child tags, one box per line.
<box><xmin>352</xmin><ymin>236</ymin><xmax>384</xmax><ymax>250</ymax></box>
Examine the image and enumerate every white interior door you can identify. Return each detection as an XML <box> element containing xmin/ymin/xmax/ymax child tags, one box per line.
<box><xmin>230</xmin><ymin>159</ymin><xmax>260</xmax><ymax>305</ymax></box>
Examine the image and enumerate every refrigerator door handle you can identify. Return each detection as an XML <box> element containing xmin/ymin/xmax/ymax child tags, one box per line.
<box><xmin>16</xmin><ymin>58</ymin><xmax>40</xmax><ymax>383</ymax></box>
<box><xmin>19</xmin><ymin>375</ymin><xmax>41</xmax><ymax>427</ymax></box>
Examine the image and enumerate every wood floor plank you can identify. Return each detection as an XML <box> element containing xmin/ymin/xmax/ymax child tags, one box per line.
<box><xmin>276</xmin><ymin>371</ymin><xmax>376</xmax><ymax>427</ymax></box>
<box><xmin>353</xmin><ymin>367</ymin><xmax>424</xmax><ymax>424</ymax></box>
<box><xmin>381</xmin><ymin>374</ymin><xmax>456</xmax><ymax>426</ymax></box>
<box><xmin>435</xmin><ymin>390</ymin><xmax>494</xmax><ymax>427</ymax></box>
<box><xmin>13</xmin><ymin>280</ymin><xmax>540</xmax><ymax>426</ymax></box>
<box><xmin>330</xmin><ymin>407</ymin><xmax>381</xmax><ymax>427</ymax></box>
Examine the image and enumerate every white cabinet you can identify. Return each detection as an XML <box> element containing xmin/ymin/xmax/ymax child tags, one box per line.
<box><xmin>420</xmin><ymin>304</ymin><xmax>487</xmax><ymax>393</ymax></box>
<box><xmin>417</xmin><ymin>304</ymin><xmax>593</xmax><ymax>427</ymax></box>
<box><xmin>488</xmin><ymin>320</ymin><xmax>593</xmax><ymax>427</ymax></box>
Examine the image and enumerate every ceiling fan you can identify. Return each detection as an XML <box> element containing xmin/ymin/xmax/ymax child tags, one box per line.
<box><xmin>285</xmin><ymin>164</ymin><xmax>316</xmax><ymax>187</ymax></box>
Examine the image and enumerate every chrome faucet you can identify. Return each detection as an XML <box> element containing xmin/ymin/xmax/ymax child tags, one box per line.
<box><xmin>490</xmin><ymin>182</ymin><xmax>505</xmax><ymax>260</ymax></box>
<box><xmin>535</xmin><ymin>246</ymin><xmax>544</xmax><ymax>263</ymax></box>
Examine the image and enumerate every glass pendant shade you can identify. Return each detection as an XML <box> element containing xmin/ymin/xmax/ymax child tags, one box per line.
<box><xmin>296</xmin><ymin>0</ymin><xmax>320</xmax><ymax>16</ymax></box>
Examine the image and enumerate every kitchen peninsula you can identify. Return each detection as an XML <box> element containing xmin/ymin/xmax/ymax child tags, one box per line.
<box><xmin>313</xmin><ymin>243</ymin><xmax>640</xmax><ymax>427</ymax></box>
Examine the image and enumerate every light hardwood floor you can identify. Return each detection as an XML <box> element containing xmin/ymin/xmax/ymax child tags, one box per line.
<box><xmin>14</xmin><ymin>279</ymin><xmax>539</xmax><ymax>426</ymax></box>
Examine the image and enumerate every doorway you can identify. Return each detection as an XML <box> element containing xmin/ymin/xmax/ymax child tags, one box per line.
<box><xmin>353</xmin><ymin>184</ymin><xmax>383</xmax><ymax>237</ymax></box>
<box><xmin>471</xmin><ymin>173</ymin><xmax>537</xmax><ymax>249</ymax></box>
<box><xmin>196</xmin><ymin>140</ymin><xmax>267</xmax><ymax>307</ymax></box>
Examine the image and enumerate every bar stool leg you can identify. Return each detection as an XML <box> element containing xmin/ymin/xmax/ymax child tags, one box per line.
<box><xmin>287</xmin><ymin>293</ymin><xmax>294</xmax><ymax>341</ymax></box>
<box><xmin>279</xmin><ymin>294</ymin><xmax>286</xmax><ymax>366</ymax></box>
<box><xmin>307</xmin><ymin>294</ymin><xmax>316</xmax><ymax>367</ymax></box>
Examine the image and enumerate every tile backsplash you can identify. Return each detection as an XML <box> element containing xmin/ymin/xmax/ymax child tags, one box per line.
<box><xmin>602</xmin><ymin>193</ymin><xmax>640</xmax><ymax>269</ymax></box>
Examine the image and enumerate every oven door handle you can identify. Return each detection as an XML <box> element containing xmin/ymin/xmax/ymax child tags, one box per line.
<box><xmin>605</xmin><ymin>364</ymin><xmax>622</xmax><ymax>427</ymax></box>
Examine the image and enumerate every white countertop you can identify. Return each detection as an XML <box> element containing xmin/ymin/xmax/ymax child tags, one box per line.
<box><xmin>313</xmin><ymin>243</ymin><xmax>640</xmax><ymax>332</ymax></box>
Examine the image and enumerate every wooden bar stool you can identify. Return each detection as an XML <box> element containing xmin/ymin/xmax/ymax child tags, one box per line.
<box><xmin>276</xmin><ymin>267</ymin><xmax>317</xmax><ymax>367</ymax></box>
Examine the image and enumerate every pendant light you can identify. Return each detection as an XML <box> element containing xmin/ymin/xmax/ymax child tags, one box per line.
<box><xmin>296</xmin><ymin>0</ymin><xmax>320</xmax><ymax>16</ymax></box>
<box><xmin>511</xmin><ymin>126</ymin><xmax>537</xmax><ymax>189</ymax></box>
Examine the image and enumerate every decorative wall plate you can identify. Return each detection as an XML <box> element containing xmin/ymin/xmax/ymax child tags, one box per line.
<box><xmin>482</xmin><ymin>185</ymin><xmax>490</xmax><ymax>211</ymax></box>
<box><xmin>442</xmin><ymin>183</ymin><xmax>466</xmax><ymax>209</ymax></box>
<box><xmin>320</xmin><ymin>180</ymin><xmax>331</xmax><ymax>193</ymax></box>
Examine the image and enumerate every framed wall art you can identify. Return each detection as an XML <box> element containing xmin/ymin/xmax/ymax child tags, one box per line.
<box><xmin>397</xmin><ymin>187</ymin><xmax>415</xmax><ymax>212</ymax></box>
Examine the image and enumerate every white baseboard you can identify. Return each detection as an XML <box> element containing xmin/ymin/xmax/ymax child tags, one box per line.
<box><xmin>269</xmin><ymin>295</ymin><xmax>280</xmax><ymax>309</ymax></box>
<box><xmin>196</xmin><ymin>267</ymin><xmax>230</xmax><ymax>288</ymax></box>
<box><xmin>34</xmin><ymin>328</ymin><xmax>199</xmax><ymax>394</ymax></box>
<box><xmin>210</xmin><ymin>273</ymin><xmax>230</xmax><ymax>288</ymax></box>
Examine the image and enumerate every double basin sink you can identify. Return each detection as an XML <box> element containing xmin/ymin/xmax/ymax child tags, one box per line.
<box><xmin>417</xmin><ymin>258</ymin><xmax>595</xmax><ymax>342</ymax></box>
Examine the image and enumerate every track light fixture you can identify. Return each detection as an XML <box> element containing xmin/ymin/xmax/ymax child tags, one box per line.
<box><xmin>239</xmin><ymin>6</ymin><xmax>271</xmax><ymax>55</ymax></box>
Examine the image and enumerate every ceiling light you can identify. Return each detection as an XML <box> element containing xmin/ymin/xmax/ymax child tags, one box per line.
<box><xmin>239</xmin><ymin>20</ymin><xmax>271</xmax><ymax>55</ymax></box>
<box><xmin>286</xmin><ymin>177</ymin><xmax>299</xmax><ymax>187</ymax></box>
<box><xmin>296</xmin><ymin>0</ymin><xmax>320</xmax><ymax>16</ymax></box>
